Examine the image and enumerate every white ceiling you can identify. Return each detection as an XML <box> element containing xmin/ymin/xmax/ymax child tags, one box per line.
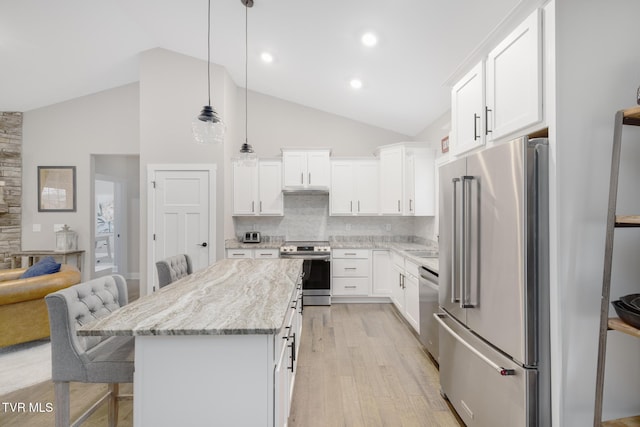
<box><xmin>0</xmin><ymin>0</ymin><xmax>520</xmax><ymax>136</ymax></box>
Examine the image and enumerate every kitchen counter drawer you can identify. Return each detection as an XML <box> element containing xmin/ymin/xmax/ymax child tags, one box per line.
<box><xmin>226</xmin><ymin>249</ymin><xmax>253</xmax><ymax>259</ymax></box>
<box><xmin>333</xmin><ymin>258</ymin><xmax>369</xmax><ymax>277</ymax></box>
<box><xmin>332</xmin><ymin>249</ymin><xmax>369</xmax><ymax>259</ymax></box>
<box><xmin>253</xmin><ymin>249</ymin><xmax>279</xmax><ymax>259</ymax></box>
<box><xmin>332</xmin><ymin>277</ymin><xmax>369</xmax><ymax>295</ymax></box>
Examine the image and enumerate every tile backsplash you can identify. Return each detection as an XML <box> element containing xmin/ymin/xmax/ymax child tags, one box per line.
<box><xmin>234</xmin><ymin>194</ymin><xmax>434</xmax><ymax>241</ymax></box>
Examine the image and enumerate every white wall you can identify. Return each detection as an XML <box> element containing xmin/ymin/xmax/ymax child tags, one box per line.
<box><xmin>138</xmin><ymin>48</ymin><xmax>232</xmax><ymax>290</ymax></box>
<box><xmin>235</xmin><ymin>89</ymin><xmax>410</xmax><ymax>158</ymax></box>
<box><xmin>554</xmin><ymin>1</ymin><xmax>640</xmax><ymax>424</ymax></box>
<box><xmin>22</xmin><ymin>83</ymin><xmax>139</xmax><ymax>278</ymax></box>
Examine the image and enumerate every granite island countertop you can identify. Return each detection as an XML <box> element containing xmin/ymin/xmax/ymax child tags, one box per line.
<box><xmin>78</xmin><ymin>258</ymin><xmax>303</xmax><ymax>337</ymax></box>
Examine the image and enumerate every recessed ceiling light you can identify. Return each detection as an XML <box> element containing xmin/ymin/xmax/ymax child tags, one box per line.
<box><xmin>261</xmin><ymin>52</ymin><xmax>273</xmax><ymax>63</ymax></box>
<box><xmin>350</xmin><ymin>79</ymin><xmax>363</xmax><ymax>89</ymax></box>
<box><xmin>361</xmin><ymin>32</ymin><xmax>378</xmax><ymax>47</ymax></box>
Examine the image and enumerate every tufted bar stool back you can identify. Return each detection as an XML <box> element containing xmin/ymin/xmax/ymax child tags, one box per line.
<box><xmin>155</xmin><ymin>254</ymin><xmax>193</xmax><ymax>288</ymax></box>
<box><xmin>46</xmin><ymin>274</ymin><xmax>133</xmax><ymax>427</ymax></box>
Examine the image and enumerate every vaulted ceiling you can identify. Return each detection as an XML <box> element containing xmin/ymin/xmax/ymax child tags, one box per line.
<box><xmin>0</xmin><ymin>0</ymin><xmax>520</xmax><ymax>135</ymax></box>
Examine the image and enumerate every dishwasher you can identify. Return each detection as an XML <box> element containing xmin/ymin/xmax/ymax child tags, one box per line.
<box><xmin>418</xmin><ymin>265</ymin><xmax>439</xmax><ymax>362</ymax></box>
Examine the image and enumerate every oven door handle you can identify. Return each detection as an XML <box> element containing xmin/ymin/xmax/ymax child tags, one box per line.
<box><xmin>280</xmin><ymin>254</ymin><xmax>330</xmax><ymax>260</ymax></box>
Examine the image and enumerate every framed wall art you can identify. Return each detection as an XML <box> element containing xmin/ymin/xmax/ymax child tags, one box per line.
<box><xmin>38</xmin><ymin>166</ymin><xmax>76</xmax><ymax>212</ymax></box>
<box><xmin>441</xmin><ymin>135</ymin><xmax>450</xmax><ymax>153</ymax></box>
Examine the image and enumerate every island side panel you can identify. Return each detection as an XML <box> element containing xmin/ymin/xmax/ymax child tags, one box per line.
<box><xmin>134</xmin><ymin>334</ymin><xmax>272</xmax><ymax>427</ymax></box>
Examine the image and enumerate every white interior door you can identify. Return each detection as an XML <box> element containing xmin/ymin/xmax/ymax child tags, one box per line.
<box><xmin>149</xmin><ymin>165</ymin><xmax>215</xmax><ymax>292</ymax></box>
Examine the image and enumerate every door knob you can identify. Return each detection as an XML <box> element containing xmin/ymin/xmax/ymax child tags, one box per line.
<box><xmin>199</xmin><ymin>242</ymin><xmax>208</xmax><ymax>247</ymax></box>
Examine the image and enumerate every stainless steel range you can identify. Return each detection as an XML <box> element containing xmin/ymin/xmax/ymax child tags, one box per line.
<box><xmin>280</xmin><ymin>241</ymin><xmax>331</xmax><ymax>306</ymax></box>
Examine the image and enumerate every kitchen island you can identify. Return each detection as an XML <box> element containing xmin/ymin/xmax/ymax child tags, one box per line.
<box><xmin>79</xmin><ymin>258</ymin><xmax>304</xmax><ymax>427</ymax></box>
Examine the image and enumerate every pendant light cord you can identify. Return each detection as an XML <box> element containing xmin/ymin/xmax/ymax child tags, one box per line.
<box><xmin>207</xmin><ymin>0</ymin><xmax>212</xmax><ymax>106</ymax></box>
<box><xmin>244</xmin><ymin>3</ymin><xmax>249</xmax><ymax>144</ymax></box>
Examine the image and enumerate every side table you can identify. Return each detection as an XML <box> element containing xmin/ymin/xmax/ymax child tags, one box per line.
<box><xmin>9</xmin><ymin>250</ymin><xmax>85</xmax><ymax>272</ymax></box>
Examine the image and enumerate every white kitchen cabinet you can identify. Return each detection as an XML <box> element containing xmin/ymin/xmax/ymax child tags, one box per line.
<box><xmin>486</xmin><ymin>9</ymin><xmax>542</xmax><ymax>140</ymax></box>
<box><xmin>451</xmin><ymin>9</ymin><xmax>543</xmax><ymax>153</ymax></box>
<box><xmin>232</xmin><ymin>162</ymin><xmax>258</xmax><ymax>215</ymax></box>
<box><xmin>405</xmin><ymin>148</ymin><xmax>435</xmax><ymax>216</ymax></box>
<box><xmin>281</xmin><ymin>149</ymin><xmax>330</xmax><ymax>189</ymax></box>
<box><xmin>451</xmin><ymin>61</ymin><xmax>485</xmax><ymax>155</ymax></box>
<box><xmin>378</xmin><ymin>143</ymin><xmax>435</xmax><ymax>216</ymax></box>
<box><xmin>404</xmin><ymin>261</ymin><xmax>420</xmax><ymax>334</ymax></box>
<box><xmin>391</xmin><ymin>252</ymin><xmax>405</xmax><ymax>311</ymax></box>
<box><xmin>258</xmin><ymin>161</ymin><xmax>284</xmax><ymax>215</ymax></box>
<box><xmin>274</xmin><ymin>283</ymin><xmax>302</xmax><ymax>427</ymax></box>
<box><xmin>330</xmin><ymin>159</ymin><xmax>379</xmax><ymax>215</ymax></box>
<box><xmin>232</xmin><ymin>160</ymin><xmax>283</xmax><ymax>216</ymax></box>
<box><xmin>332</xmin><ymin>249</ymin><xmax>370</xmax><ymax>296</ymax></box>
<box><xmin>225</xmin><ymin>248</ymin><xmax>279</xmax><ymax>259</ymax></box>
<box><xmin>372</xmin><ymin>250</ymin><xmax>392</xmax><ymax>297</ymax></box>
<box><xmin>389</xmin><ymin>252</ymin><xmax>420</xmax><ymax>333</ymax></box>
<box><xmin>253</xmin><ymin>248</ymin><xmax>280</xmax><ymax>259</ymax></box>
<box><xmin>226</xmin><ymin>249</ymin><xmax>253</xmax><ymax>259</ymax></box>
<box><xmin>379</xmin><ymin>146</ymin><xmax>404</xmax><ymax>215</ymax></box>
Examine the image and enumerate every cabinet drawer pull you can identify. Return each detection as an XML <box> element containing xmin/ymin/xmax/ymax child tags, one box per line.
<box><xmin>258</xmin><ymin>253</ymin><xmax>272</xmax><ymax>257</ymax></box>
<box><xmin>345</xmin><ymin>285</ymin><xmax>357</xmax><ymax>289</ymax></box>
<box><xmin>344</xmin><ymin>267</ymin><xmax>357</xmax><ymax>270</ymax></box>
<box><xmin>344</xmin><ymin>252</ymin><xmax>357</xmax><ymax>256</ymax></box>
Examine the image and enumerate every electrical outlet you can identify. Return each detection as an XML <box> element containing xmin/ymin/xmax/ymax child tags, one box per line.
<box><xmin>385</xmin><ymin>224</ymin><xmax>391</xmax><ymax>231</ymax></box>
<box><xmin>32</xmin><ymin>224</ymin><xmax>41</xmax><ymax>232</ymax></box>
<box><xmin>346</xmin><ymin>223</ymin><xmax>352</xmax><ymax>231</ymax></box>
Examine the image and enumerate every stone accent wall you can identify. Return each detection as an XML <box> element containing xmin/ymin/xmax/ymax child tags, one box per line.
<box><xmin>0</xmin><ymin>112</ymin><xmax>22</xmax><ymax>269</ymax></box>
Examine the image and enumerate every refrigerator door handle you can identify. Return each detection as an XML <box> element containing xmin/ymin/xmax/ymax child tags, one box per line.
<box><xmin>461</xmin><ymin>175</ymin><xmax>475</xmax><ymax>308</ymax></box>
<box><xmin>434</xmin><ymin>313</ymin><xmax>515</xmax><ymax>376</ymax></box>
<box><xmin>451</xmin><ymin>177</ymin><xmax>461</xmax><ymax>304</ymax></box>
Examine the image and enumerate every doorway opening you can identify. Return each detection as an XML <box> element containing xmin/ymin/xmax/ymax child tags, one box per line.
<box><xmin>92</xmin><ymin>155</ymin><xmax>140</xmax><ymax>287</ymax></box>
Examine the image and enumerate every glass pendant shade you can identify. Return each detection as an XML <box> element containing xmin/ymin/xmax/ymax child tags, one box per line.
<box><xmin>237</xmin><ymin>141</ymin><xmax>258</xmax><ymax>166</ymax></box>
<box><xmin>192</xmin><ymin>105</ymin><xmax>226</xmax><ymax>144</ymax></box>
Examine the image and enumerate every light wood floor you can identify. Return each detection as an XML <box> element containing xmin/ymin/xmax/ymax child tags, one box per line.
<box><xmin>289</xmin><ymin>303</ymin><xmax>461</xmax><ymax>427</ymax></box>
<box><xmin>0</xmin><ymin>303</ymin><xmax>460</xmax><ymax>426</ymax></box>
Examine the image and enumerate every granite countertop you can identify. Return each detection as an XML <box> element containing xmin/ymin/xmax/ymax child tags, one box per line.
<box><xmin>78</xmin><ymin>259</ymin><xmax>303</xmax><ymax>337</ymax></box>
<box><xmin>225</xmin><ymin>239</ymin><xmax>283</xmax><ymax>249</ymax></box>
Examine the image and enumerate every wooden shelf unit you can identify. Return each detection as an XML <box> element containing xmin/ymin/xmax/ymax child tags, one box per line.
<box><xmin>608</xmin><ymin>318</ymin><xmax>640</xmax><ymax>339</ymax></box>
<box><xmin>602</xmin><ymin>415</ymin><xmax>640</xmax><ymax>427</ymax></box>
<box><xmin>594</xmin><ymin>107</ymin><xmax>640</xmax><ymax>427</ymax></box>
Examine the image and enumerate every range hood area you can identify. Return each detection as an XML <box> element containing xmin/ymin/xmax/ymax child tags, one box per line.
<box><xmin>281</xmin><ymin>186</ymin><xmax>329</xmax><ymax>195</ymax></box>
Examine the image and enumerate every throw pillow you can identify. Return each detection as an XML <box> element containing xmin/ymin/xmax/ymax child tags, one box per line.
<box><xmin>20</xmin><ymin>256</ymin><xmax>61</xmax><ymax>279</ymax></box>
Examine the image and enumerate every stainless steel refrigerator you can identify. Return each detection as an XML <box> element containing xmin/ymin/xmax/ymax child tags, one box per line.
<box><xmin>436</xmin><ymin>136</ymin><xmax>550</xmax><ymax>427</ymax></box>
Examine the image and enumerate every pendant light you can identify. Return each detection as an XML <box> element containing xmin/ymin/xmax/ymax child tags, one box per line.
<box><xmin>192</xmin><ymin>0</ymin><xmax>226</xmax><ymax>144</ymax></box>
<box><xmin>238</xmin><ymin>0</ymin><xmax>258</xmax><ymax>165</ymax></box>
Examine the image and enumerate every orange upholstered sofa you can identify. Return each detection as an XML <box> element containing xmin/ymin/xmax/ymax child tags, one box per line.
<box><xmin>0</xmin><ymin>264</ymin><xmax>81</xmax><ymax>347</ymax></box>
